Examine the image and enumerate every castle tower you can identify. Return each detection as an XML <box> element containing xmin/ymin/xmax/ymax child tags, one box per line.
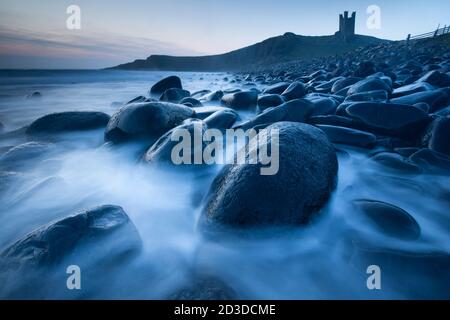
<box><xmin>337</xmin><ymin>11</ymin><xmax>356</xmax><ymax>40</ymax></box>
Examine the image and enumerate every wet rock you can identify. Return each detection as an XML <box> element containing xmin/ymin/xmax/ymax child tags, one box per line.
<box><xmin>200</xmin><ymin>90</ymin><xmax>224</xmax><ymax>102</ymax></box>
<box><xmin>415</xmin><ymin>70</ymin><xmax>450</xmax><ymax>88</ymax></box>
<box><xmin>26</xmin><ymin>112</ymin><xmax>110</xmax><ymax>139</ymax></box>
<box><xmin>144</xmin><ymin>119</ymin><xmax>208</xmax><ymax>168</ymax></box>
<box><xmin>346</xmin><ymin>102</ymin><xmax>430</xmax><ymax>137</ymax></box>
<box><xmin>263</xmin><ymin>82</ymin><xmax>290</xmax><ymax>95</ymax></box>
<box><xmin>392</xmin><ymin>82</ymin><xmax>435</xmax><ymax>98</ymax></box>
<box><xmin>331</xmin><ymin>77</ymin><xmax>361</xmax><ymax>93</ymax></box>
<box><xmin>26</xmin><ymin>92</ymin><xmax>42</xmax><ymax>99</ymax></box>
<box><xmin>345</xmin><ymin>90</ymin><xmax>388</xmax><ymax>103</ymax></box>
<box><xmin>204</xmin><ymin>109</ymin><xmax>238</xmax><ymax>130</ymax></box>
<box><xmin>104</xmin><ymin>102</ymin><xmax>194</xmax><ymax>144</ymax></box>
<box><xmin>390</xmin><ymin>89</ymin><xmax>450</xmax><ymax>113</ymax></box>
<box><xmin>316</xmin><ymin>125</ymin><xmax>377</xmax><ymax>148</ymax></box>
<box><xmin>410</xmin><ymin>148</ymin><xmax>450</xmax><ymax>172</ymax></box>
<box><xmin>126</xmin><ymin>96</ymin><xmax>147</xmax><ymax>105</ymax></box>
<box><xmin>180</xmin><ymin>97</ymin><xmax>202</xmax><ymax>108</ymax></box>
<box><xmin>0</xmin><ymin>142</ymin><xmax>56</xmax><ymax>171</ymax></box>
<box><xmin>0</xmin><ymin>205</ymin><xmax>141</xmax><ymax>271</ymax></box>
<box><xmin>257</xmin><ymin>94</ymin><xmax>285</xmax><ymax>111</ymax></box>
<box><xmin>160</xmin><ymin>88</ymin><xmax>190</xmax><ymax>103</ymax></box>
<box><xmin>309</xmin><ymin>115</ymin><xmax>355</xmax><ymax>128</ymax></box>
<box><xmin>308</xmin><ymin>97</ymin><xmax>337</xmax><ymax>116</ymax></box>
<box><xmin>221</xmin><ymin>91</ymin><xmax>258</xmax><ymax>110</ymax></box>
<box><xmin>426</xmin><ymin>116</ymin><xmax>450</xmax><ymax>156</ymax></box>
<box><xmin>354</xmin><ymin>61</ymin><xmax>376</xmax><ymax>77</ymax></box>
<box><xmin>236</xmin><ymin>99</ymin><xmax>314</xmax><ymax>130</ymax></box>
<box><xmin>281</xmin><ymin>82</ymin><xmax>306</xmax><ymax>100</ymax></box>
<box><xmin>353</xmin><ymin>199</ymin><xmax>420</xmax><ymax>240</ymax></box>
<box><xmin>347</xmin><ymin>78</ymin><xmax>392</xmax><ymax>96</ymax></box>
<box><xmin>371</xmin><ymin>152</ymin><xmax>422</xmax><ymax>174</ymax></box>
<box><xmin>150</xmin><ymin>76</ymin><xmax>182</xmax><ymax>95</ymax></box>
<box><xmin>193</xmin><ymin>106</ymin><xmax>232</xmax><ymax>120</ymax></box>
<box><xmin>199</xmin><ymin>122</ymin><xmax>338</xmax><ymax>230</ymax></box>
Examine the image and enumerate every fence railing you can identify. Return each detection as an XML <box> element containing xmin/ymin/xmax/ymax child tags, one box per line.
<box><xmin>406</xmin><ymin>25</ymin><xmax>450</xmax><ymax>44</ymax></box>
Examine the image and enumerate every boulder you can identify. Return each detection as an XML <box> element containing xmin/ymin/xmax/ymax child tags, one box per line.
<box><xmin>416</xmin><ymin>70</ymin><xmax>450</xmax><ymax>87</ymax></box>
<box><xmin>199</xmin><ymin>122</ymin><xmax>338</xmax><ymax>230</ymax></box>
<box><xmin>281</xmin><ymin>82</ymin><xmax>307</xmax><ymax>100</ymax></box>
<box><xmin>144</xmin><ymin>119</ymin><xmax>208</xmax><ymax>167</ymax></box>
<box><xmin>263</xmin><ymin>82</ymin><xmax>290</xmax><ymax>94</ymax></box>
<box><xmin>104</xmin><ymin>102</ymin><xmax>194</xmax><ymax>143</ymax></box>
<box><xmin>390</xmin><ymin>89</ymin><xmax>450</xmax><ymax>113</ymax></box>
<box><xmin>0</xmin><ymin>205</ymin><xmax>141</xmax><ymax>271</ymax></box>
<box><xmin>0</xmin><ymin>142</ymin><xmax>56</xmax><ymax>171</ymax></box>
<box><xmin>257</xmin><ymin>94</ymin><xmax>285</xmax><ymax>111</ymax></box>
<box><xmin>160</xmin><ymin>88</ymin><xmax>190</xmax><ymax>102</ymax></box>
<box><xmin>346</xmin><ymin>102</ymin><xmax>430</xmax><ymax>137</ymax></box>
<box><xmin>352</xmin><ymin>199</ymin><xmax>421</xmax><ymax>240</ymax></box>
<box><xmin>221</xmin><ymin>91</ymin><xmax>258</xmax><ymax>110</ymax></box>
<box><xmin>26</xmin><ymin>112</ymin><xmax>110</xmax><ymax>138</ymax></box>
<box><xmin>427</xmin><ymin>116</ymin><xmax>450</xmax><ymax>156</ymax></box>
<box><xmin>371</xmin><ymin>152</ymin><xmax>422</xmax><ymax>174</ymax></box>
<box><xmin>316</xmin><ymin>125</ymin><xmax>377</xmax><ymax>148</ymax></box>
<box><xmin>236</xmin><ymin>99</ymin><xmax>314</xmax><ymax>130</ymax></box>
<box><xmin>150</xmin><ymin>76</ymin><xmax>182</xmax><ymax>95</ymax></box>
<box><xmin>204</xmin><ymin>109</ymin><xmax>238</xmax><ymax>130</ymax></box>
<box><xmin>347</xmin><ymin>78</ymin><xmax>392</xmax><ymax>96</ymax></box>
<box><xmin>180</xmin><ymin>97</ymin><xmax>202</xmax><ymax>108</ymax></box>
<box><xmin>331</xmin><ymin>77</ymin><xmax>361</xmax><ymax>93</ymax></box>
<box><xmin>392</xmin><ymin>82</ymin><xmax>435</xmax><ymax>98</ymax></box>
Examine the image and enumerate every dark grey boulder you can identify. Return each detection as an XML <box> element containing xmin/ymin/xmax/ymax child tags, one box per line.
<box><xmin>316</xmin><ymin>125</ymin><xmax>377</xmax><ymax>148</ymax></box>
<box><xmin>0</xmin><ymin>142</ymin><xmax>56</xmax><ymax>171</ymax></box>
<box><xmin>149</xmin><ymin>76</ymin><xmax>182</xmax><ymax>95</ymax></box>
<box><xmin>26</xmin><ymin>112</ymin><xmax>110</xmax><ymax>138</ymax></box>
<box><xmin>346</xmin><ymin>102</ymin><xmax>430</xmax><ymax>137</ymax></box>
<box><xmin>26</xmin><ymin>92</ymin><xmax>42</xmax><ymax>99</ymax></box>
<box><xmin>160</xmin><ymin>88</ymin><xmax>190</xmax><ymax>102</ymax></box>
<box><xmin>353</xmin><ymin>199</ymin><xmax>421</xmax><ymax>240</ymax></box>
<box><xmin>347</xmin><ymin>78</ymin><xmax>392</xmax><ymax>96</ymax></box>
<box><xmin>104</xmin><ymin>102</ymin><xmax>194</xmax><ymax>143</ymax></box>
<box><xmin>416</xmin><ymin>70</ymin><xmax>450</xmax><ymax>88</ymax></box>
<box><xmin>331</xmin><ymin>77</ymin><xmax>361</xmax><ymax>93</ymax></box>
<box><xmin>409</xmin><ymin>148</ymin><xmax>450</xmax><ymax>172</ymax></box>
<box><xmin>204</xmin><ymin>109</ymin><xmax>238</xmax><ymax>130</ymax></box>
<box><xmin>263</xmin><ymin>82</ymin><xmax>290</xmax><ymax>94</ymax></box>
<box><xmin>371</xmin><ymin>152</ymin><xmax>422</xmax><ymax>174</ymax></box>
<box><xmin>392</xmin><ymin>82</ymin><xmax>435</xmax><ymax>98</ymax></box>
<box><xmin>221</xmin><ymin>91</ymin><xmax>258</xmax><ymax>110</ymax></box>
<box><xmin>308</xmin><ymin>97</ymin><xmax>337</xmax><ymax>116</ymax></box>
<box><xmin>236</xmin><ymin>99</ymin><xmax>314</xmax><ymax>130</ymax></box>
<box><xmin>200</xmin><ymin>90</ymin><xmax>224</xmax><ymax>102</ymax></box>
<box><xmin>126</xmin><ymin>96</ymin><xmax>147</xmax><ymax>105</ymax></box>
<box><xmin>427</xmin><ymin>116</ymin><xmax>450</xmax><ymax>156</ymax></box>
<box><xmin>257</xmin><ymin>94</ymin><xmax>285</xmax><ymax>111</ymax></box>
<box><xmin>281</xmin><ymin>82</ymin><xmax>306</xmax><ymax>100</ymax></box>
<box><xmin>390</xmin><ymin>89</ymin><xmax>450</xmax><ymax>113</ymax></box>
<box><xmin>199</xmin><ymin>122</ymin><xmax>338</xmax><ymax>230</ymax></box>
<box><xmin>354</xmin><ymin>61</ymin><xmax>376</xmax><ymax>78</ymax></box>
<box><xmin>309</xmin><ymin>115</ymin><xmax>355</xmax><ymax>128</ymax></box>
<box><xmin>180</xmin><ymin>97</ymin><xmax>202</xmax><ymax>108</ymax></box>
<box><xmin>345</xmin><ymin>90</ymin><xmax>388</xmax><ymax>103</ymax></box>
<box><xmin>192</xmin><ymin>106</ymin><xmax>232</xmax><ymax>120</ymax></box>
<box><xmin>144</xmin><ymin>119</ymin><xmax>208</xmax><ymax>167</ymax></box>
<box><xmin>0</xmin><ymin>205</ymin><xmax>141</xmax><ymax>271</ymax></box>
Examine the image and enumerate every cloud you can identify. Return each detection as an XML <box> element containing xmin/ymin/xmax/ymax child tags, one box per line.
<box><xmin>0</xmin><ymin>23</ymin><xmax>204</xmax><ymax>69</ymax></box>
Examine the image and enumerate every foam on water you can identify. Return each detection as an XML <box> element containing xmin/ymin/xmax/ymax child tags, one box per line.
<box><xmin>0</xmin><ymin>70</ymin><xmax>449</xmax><ymax>299</ymax></box>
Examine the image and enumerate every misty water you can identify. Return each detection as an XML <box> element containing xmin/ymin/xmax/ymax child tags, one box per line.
<box><xmin>1</xmin><ymin>70</ymin><xmax>449</xmax><ymax>299</ymax></box>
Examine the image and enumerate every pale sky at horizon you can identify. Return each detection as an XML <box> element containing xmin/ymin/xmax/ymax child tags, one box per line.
<box><xmin>0</xmin><ymin>0</ymin><xmax>449</xmax><ymax>69</ymax></box>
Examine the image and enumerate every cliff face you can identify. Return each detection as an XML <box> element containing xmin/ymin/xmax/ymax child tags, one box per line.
<box><xmin>110</xmin><ymin>33</ymin><xmax>388</xmax><ymax>72</ymax></box>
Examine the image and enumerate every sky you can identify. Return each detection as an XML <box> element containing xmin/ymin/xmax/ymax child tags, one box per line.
<box><xmin>0</xmin><ymin>0</ymin><xmax>449</xmax><ymax>69</ymax></box>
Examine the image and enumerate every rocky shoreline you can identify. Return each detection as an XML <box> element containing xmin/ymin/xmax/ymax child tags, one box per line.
<box><xmin>0</xmin><ymin>35</ymin><xmax>450</xmax><ymax>299</ymax></box>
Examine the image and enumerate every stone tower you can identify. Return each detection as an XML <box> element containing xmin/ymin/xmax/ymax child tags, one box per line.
<box><xmin>337</xmin><ymin>11</ymin><xmax>356</xmax><ymax>40</ymax></box>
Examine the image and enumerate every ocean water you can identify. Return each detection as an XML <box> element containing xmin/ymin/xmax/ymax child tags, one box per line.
<box><xmin>0</xmin><ymin>70</ymin><xmax>449</xmax><ymax>299</ymax></box>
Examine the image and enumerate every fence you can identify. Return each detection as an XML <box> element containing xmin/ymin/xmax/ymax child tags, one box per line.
<box><xmin>406</xmin><ymin>25</ymin><xmax>450</xmax><ymax>44</ymax></box>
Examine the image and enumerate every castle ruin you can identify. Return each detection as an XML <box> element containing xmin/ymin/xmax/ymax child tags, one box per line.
<box><xmin>336</xmin><ymin>11</ymin><xmax>356</xmax><ymax>40</ymax></box>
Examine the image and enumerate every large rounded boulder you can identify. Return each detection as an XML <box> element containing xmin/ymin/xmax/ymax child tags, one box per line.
<box><xmin>104</xmin><ymin>102</ymin><xmax>194</xmax><ymax>143</ymax></box>
<box><xmin>149</xmin><ymin>75</ymin><xmax>182</xmax><ymax>96</ymax></box>
<box><xmin>199</xmin><ymin>122</ymin><xmax>338</xmax><ymax>231</ymax></box>
<box><xmin>26</xmin><ymin>112</ymin><xmax>110</xmax><ymax>138</ymax></box>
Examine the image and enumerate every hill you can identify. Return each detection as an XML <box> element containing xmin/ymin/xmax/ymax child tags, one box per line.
<box><xmin>109</xmin><ymin>33</ymin><xmax>388</xmax><ymax>72</ymax></box>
